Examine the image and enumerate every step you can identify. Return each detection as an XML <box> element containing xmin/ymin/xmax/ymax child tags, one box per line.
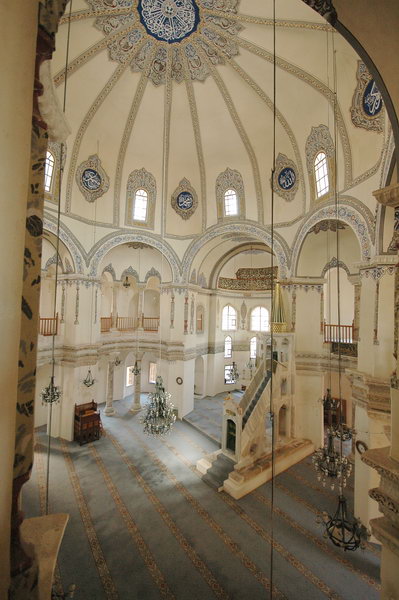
<box><xmin>202</xmin><ymin>454</ymin><xmax>235</xmax><ymax>491</ymax></box>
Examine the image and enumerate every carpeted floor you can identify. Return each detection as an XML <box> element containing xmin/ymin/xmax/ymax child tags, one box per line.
<box><xmin>23</xmin><ymin>395</ymin><xmax>380</xmax><ymax>600</ymax></box>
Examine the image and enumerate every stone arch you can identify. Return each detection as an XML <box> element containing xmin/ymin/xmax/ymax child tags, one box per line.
<box><xmin>291</xmin><ymin>200</ymin><xmax>373</xmax><ymax>276</ymax></box>
<box><xmin>43</xmin><ymin>216</ymin><xmax>84</xmax><ymax>273</ymax></box>
<box><xmin>87</xmin><ymin>231</ymin><xmax>181</xmax><ymax>281</ymax></box>
<box><xmin>181</xmin><ymin>222</ymin><xmax>290</xmax><ymax>284</ymax></box>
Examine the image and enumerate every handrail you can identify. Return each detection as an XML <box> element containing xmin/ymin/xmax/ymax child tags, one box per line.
<box><xmin>116</xmin><ymin>316</ymin><xmax>137</xmax><ymax>331</ymax></box>
<box><xmin>324</xmin><ymin>322</ymin><xmax>353</xmax><ymax>343</ymax></box>
<box><xmin>39</xmin><ymin>313</ymin><xmax>58</xmax><ymax>336</ymax></box>
<box><xmin>143</xmin><ymin>317</ymin><xmax>159</xmax><ymax>332</ymax></box>
<box><xmin>239</xmin><ymin>361</ymin><xmax>265</xmax><ymax>413</ymax></box>
<box><xmin>100</xmin><ymin>317</ymin><xmax>112</xmax><ymax>333</ymax></box>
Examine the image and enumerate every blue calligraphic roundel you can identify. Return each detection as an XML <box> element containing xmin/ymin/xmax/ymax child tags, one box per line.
<box><xmin>138</xmin><ymin>0</ymin><xmax>200</xmax><ymax>43</ymax></box>
<box><xmin>362</xmin><ymin>80</ymin><xmax>383</xmax><ymax>117</ymax></box>
<box><xmin>82</xmin><ymin>168</ymin><xmax>102</xmax><ymax>191</ymax></box>
<box><xmin>278</xmin><ymin>167</ymin><xmax>296</xmax><ymax>191</ymax></box>
<box><xmin>177</xmin><ymin>191</ymin><xmax>194</xmax><ymax>210</ymax></box>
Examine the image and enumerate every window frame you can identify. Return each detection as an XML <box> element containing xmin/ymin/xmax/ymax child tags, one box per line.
<box><xmin>133</xmin><ymin>188</ymin><xmax>148</xmax><ymax>222</ymax></box>
<box><xmin>224</xmin><ymin>364</ymin><xmax>235</xmax><ymax>385</ymax></box>
<box><xmin>250</xmin><ymin>336</ymin><xmax>257</xmax><ymax>359</ymax></box>
<box><xmin>224</xmin><ymin>335</ymin><xmax>232</xmax><ymax>358</ymax></box>
<box><xmin>222</xmin><ymin>305</ymin><xmax>237</xmax><ymax>331</ymax></box>
<box><xmin>223</xmin><ymin>189</ymin><xmax>238</xmax><ymax>217</ymax></box>
<box><xmin>44</xmin><ymin>150</ymin><xmax>55</xmax><ymax>193</ymax></box>
<box><xmin>314</xmin><ymin>151</ymin><xmax>329</xmax><ymax>198</ymax></box>
<box><xmin>148</xmin><ymin>362</ymin><xmax>157</xmax><ymax>384</ymax></box>
<box><xmin>126</xmin><ymin>366</ymin><xmax>135</xmax><ymax>387</ymax></box>
<box><xmin>250</xmin><ymin>306</ymin><xmax>269</xmax><ymax>332</ymax></box>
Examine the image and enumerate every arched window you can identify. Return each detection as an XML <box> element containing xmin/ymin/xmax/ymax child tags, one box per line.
<box><xmin>250</xmin><ymin>336</ymin><xmax>257</xmax><ymax>359</ymax></box>
<box><xmin>224</xmin><ymin>335</ymin><xmax>232</xmax><ymax>358</ymax></box>
<box><xmin>44</xmin><ymin>151</ymin><xmax>55</xmax><ymax>192</ymax></box>
<box><xmin>251</xmin><ymin>306</ymin><xmax>269</xmax><ymax>332</ymax></box>
<box><xmin>196</xmin><ymin>305</ymin><xmax>204</xmax><ymax>333</ymax></box>
<box><xmin>224</xmin><ymin>189</ymin><xmax>238</xmax><ymax>216</ymax></box>
<box><xmin>314</xmin><ymin>152</ymin><xmax>329</xmax><ymax>198</ymax></box>
<box><xmin>133</xmin><ymin>189</ymin><xmax>148</xmax><ymax>221</ymax></box>
<box><xmin>222</xmin><ymin>305</ymin><xmax>237</xmax><ymax>330</ymax></box>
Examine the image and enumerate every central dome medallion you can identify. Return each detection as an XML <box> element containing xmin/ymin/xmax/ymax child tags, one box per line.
<box><xmin>138</xmin><ymin>0</ymin><xmax>200</xmax><ymax>43</ymax></box>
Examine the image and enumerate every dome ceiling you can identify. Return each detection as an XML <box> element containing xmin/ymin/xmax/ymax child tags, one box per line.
<box><xmin>51</xmin><ymin>0</ymin><xmax>388</xmax><ymax>239</ymax></box>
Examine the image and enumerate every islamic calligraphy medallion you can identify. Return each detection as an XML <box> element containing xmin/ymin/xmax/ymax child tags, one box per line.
<box><xmin>171</xmin><ymin>178</ymin><xmax>198</xmax><ymax>219</ymax></box>
<box><xmin>138</xmin><ymin>0</ymin><xmax>200</xmax><ymax>43</ymax></box>
<box><xmin>351</xmin><ymin>61</ymin><xmax>384</xmax><ymax>132</ymax></box>
<box><xmin>272</xmin><ymin>153</ymin><xmax>299</xmax><ymax>202</ymax></box>
<box><xmin>88</xmin><ymin>0</ymin><xmax>241</xmax><ymax>85</ymax></box>
<box><xmin>76</xmin><ymin>155</ymin><xmax>110</xmax><ymax>202</ymax></box>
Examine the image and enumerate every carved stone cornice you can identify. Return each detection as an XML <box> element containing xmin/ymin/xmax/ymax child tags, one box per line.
<box><xmin>373</xmin><ymin>183</ymin><xmax>399</xmax><ymax>208</ymax></box>
<box><xmin>295</xmin><ymin>352</ymin><xmax>357</xmax><ymax>373</ymax></box>
<box><xmin>347</xmin><ymin>369</ymin><xmax>391</xmax><ymax>414</ymax></box>
<box><xmin>363</xmin><ymin>447</ymin><xmax>399</xmax><ymax>555</ymax></box>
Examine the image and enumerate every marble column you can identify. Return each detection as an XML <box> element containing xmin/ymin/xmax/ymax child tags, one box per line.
<box><xmin>104</xmin><ymin>361</ymin><xmax>115</xmax><ymax>416</ymax></box>
<box><xmin>130</xmin><ymin>360</ymin><xmax>143</xmax><ymax>413</ymax></box>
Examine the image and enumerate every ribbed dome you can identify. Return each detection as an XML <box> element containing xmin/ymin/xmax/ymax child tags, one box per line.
<box><xmin>50</xmin><ymin>0</ymin><xmax>387</xmax><ymax>250</ymax></box>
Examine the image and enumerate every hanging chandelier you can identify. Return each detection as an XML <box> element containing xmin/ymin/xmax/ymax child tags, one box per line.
<box><xmin>123</xmin><ymin>276</ymin><xmax>130</xmax><ymax>288</ymax></box>
<box><xmin>132</xmin><ymin>360</ymin><xmax>141</xmax><ymax>377</ymax></box>
<box><xmin>141</xmin><ymin>375</ymin><xmax>176</xmax><ymax>436</ymax></box>
<box><xmin>312</xmin><ymin>429</ymin><xmax>352</xmax><ymax>490</ymax></box>
<box><xmin>321</xmin><ymin>495</ymin><xmax>369</xmax><ymax>551</ymax></box>
<box><xmin>322</xmin><ymin>388</ymin><xmax>340</xmax><ymax>411</ymax></box>
<box><xmin>41</xmin><ymin>375</ymin><xmax>61</xmax><ymax>405</ymax></box>
<box><xmin>230</xmin><ymin>361</ymin><xmax>240</xmax><ymax>382</ymax></box>
<box><xmin>83</xmin><ymin>368</ymin><xmax>95</xmax><ymax>387</ymax></box>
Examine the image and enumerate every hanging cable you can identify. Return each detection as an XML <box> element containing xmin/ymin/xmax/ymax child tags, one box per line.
<box><xmin>45</xmin><ymin>0</ymin><xmax>73</xmax><ymax>515</ymax></box>
<box><xmin>269</xmin><ymin>0</ymin><xmax>276</xmax><ymax>596</ymax></box>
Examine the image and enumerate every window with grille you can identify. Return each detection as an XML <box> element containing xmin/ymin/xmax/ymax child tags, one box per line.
<box><xmin>44</xmin><ymin>151</ymin><xmax>55</xmax><ymax>192</ymax></box>
<box><xmin>149</xmin><ymin>362</ymin><xmax>157</xmax><ymax>384</ymax></box>
<box><xmin>133</xmin><ymin>188</ymin><xmax>148</xmax><ymax>221</ymax></box>
<box><xmin>224</xmin><ymin>336</ymin><xmax>232</xmax><ymax>358</ymax></box>
<box><xmin>224</xmin><ymin>365</ymin><xmax>235</xmax><ymax>384</ymax></box>
<box><xmin>250</xmin><ymin>336</ymin><xmax>257</xmax><ymax>359</ymax></box>
<box><xmin>251</xmin><ymin>306</ymin><xmax>269</xmax><ymax>332</ymax></box>
<box><xmin>126</xmin><ymin>366</ymin><xmax>134</xmax><ymax>387</ymax></box>
<box><xmin>222</xmin><ymin>305</ymin><xmax>237</xmax><ymax>330</ymax></box>
<box><xmin>224</xmin><ymin>189</ymin><xmax>238</xmax><ymax>216</ymax></box>
<box><xmin>314</xmin><ymin>152</ymin><xmax>329</xmax><ymax>198</ymax></box>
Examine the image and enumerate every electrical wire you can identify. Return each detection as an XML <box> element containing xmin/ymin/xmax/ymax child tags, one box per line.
<box><xmin>45</xmin><ymin>0</ymin><xmax>73</xmax><ymax>515</ymax></box>
<box><xmin>269</xmin><ymin>0</ymin><xmax>276</xmax><ymax>596</ymax></box>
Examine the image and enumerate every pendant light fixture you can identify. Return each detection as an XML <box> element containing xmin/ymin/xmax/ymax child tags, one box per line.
<box><xmin>141</xmin><ymin>59</ymin><xmax>175</xmax><ymax>435</ymax></box>
<box><xmin>317</xmin><ymin>29</ymin><xmax>367</xmax><ymax>551</ymax></box>
<box><xmin>123</xmin><ymin>275</ymin><xmax>131</xmax><ymax>288</ymax></box>
<box><xmin>83</xmin><ymin>368</ymin><xmax>95</xmax><ymax>387</ymax></box>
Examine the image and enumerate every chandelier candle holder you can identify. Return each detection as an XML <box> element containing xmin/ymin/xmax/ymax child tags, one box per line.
<box><xmin>132</xmin><ymin>360</ymin><xmax>141</xmax><ymax>377</ymax></box>
<box><xmin>321</xmin><ymin>495</ymin><xmax>369</xmax><ymax>551</ymax></box>
<box><xmin>141</xmin><ymin>375</ymin><xmax>176</xmax><ymax>436</ymax></box>
<box><xmin>322</xmin><ymin>388</ymin><xmax>340</xmax><ymax>411</ymax></box>
<box><xmin>83</xmin><ymin>368</ymin><xmax>95</xmax><ymax>387</ymax></box>
<box><xmin>312</xmin><ymin>430</ymin><xmax>352</xmax><ymax>490</ymax></box>
<box><xmin>41</xmin><ymin>375</ymin><xmax>61</xmax><ymax>406</ymax></box>
<box><xmin>230</xmin><ymin>361</ymin><xmax>240</xmax><ymax>383</ymax></box>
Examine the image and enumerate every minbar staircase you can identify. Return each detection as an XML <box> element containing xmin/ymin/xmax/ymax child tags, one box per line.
<box><xmin>242</xmin><ymin>370</ymin><xmax>271</xmax><ymax>427</ymax></box>
<box><xmin>201</xmin><ymin>453</ymin><xmax>235</xmax><ymax>491</ymax></box>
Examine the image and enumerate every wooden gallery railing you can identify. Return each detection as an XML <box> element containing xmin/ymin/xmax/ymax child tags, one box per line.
<box><xmin>100</xmin><ymin>317</ymin><xmax>112</xmax><ymax>333</ymax></box>
<box><xmin>100</xmin><ymin>316</ymin><xmax>160</xmax><ymax>333</ymax></box>
<box><xmin>323</xmin><ymin>322</ymin><xmax>354</xmax><ymax>344</ymax></box>
<box><xmin>39</xmin><ymin>313</ymin><xmax>58</xmax><ymax>336</ymax></box>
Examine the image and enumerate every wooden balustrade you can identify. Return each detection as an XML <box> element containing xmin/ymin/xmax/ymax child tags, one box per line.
<box><xmin>143</xmin><ymin>317</ymin><xmax>159</xmax><ymax>332</ymax></box>
<box><xmin>100</xmin><ymin>315</ymin><xmax>159</xmax><ymax>333</ymax></box>
<box><xmin>39</xmin><ymin>313</ymin><xmax>58</xmax><ymax>336</ymax></box>
<box><xmin>323</xmin><ymin>322</ymin><xmax>354</xmax><ymax>343</ymax></box>
<box><xmin>100</xmin><ymin>317</ymin><xmax>112</xmax><ymax>333</ymax></box>
<box><xmin>116</xmin><ymin>316</ymin><xmax>137</xmax><ymax>331</ymax></box>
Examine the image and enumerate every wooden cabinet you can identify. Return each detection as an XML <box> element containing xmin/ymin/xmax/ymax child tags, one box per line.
<box><xmin>74</xmin><ymin>401</ymin><xmax>102</xmax><ymax>445</ymax></box>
